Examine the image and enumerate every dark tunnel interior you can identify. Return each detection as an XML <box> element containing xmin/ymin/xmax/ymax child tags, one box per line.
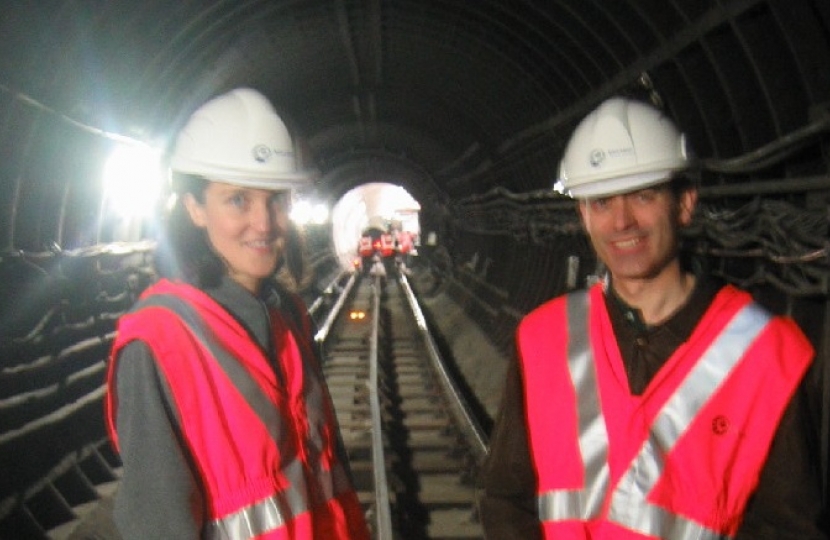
<box><xmin>1</xmin><ymin>1</ymin><xmax>829</xmax><ymax>537</ymax></box>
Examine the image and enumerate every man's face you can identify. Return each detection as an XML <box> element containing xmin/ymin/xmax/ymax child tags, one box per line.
<box><xmin>577</xmin><ymin>185</ymin><xmax>697</xmax><ymax>287</ymax></box>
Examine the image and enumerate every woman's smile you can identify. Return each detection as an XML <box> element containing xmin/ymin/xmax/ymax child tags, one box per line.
<box><xmin>185</xmin><ymin>182</ymin><xmax>291</xmax><ymax>293</ymax></box>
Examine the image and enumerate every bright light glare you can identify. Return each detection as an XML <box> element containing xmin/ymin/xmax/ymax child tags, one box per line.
<box><xmin>291</xmin><ymin>199</ymin><xmax>329</xmax><ymax>225</ymax></box>
<box><xmin>103</xmin><ymin>144</ymin><xmax>164</xmax><ymax>218</ymax></box>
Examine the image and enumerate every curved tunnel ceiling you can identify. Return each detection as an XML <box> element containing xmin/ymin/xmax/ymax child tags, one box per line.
<box><xmin>2</xmin><ymin>0</ymin><xmax>829</xmax><ymax>248</ymax></box>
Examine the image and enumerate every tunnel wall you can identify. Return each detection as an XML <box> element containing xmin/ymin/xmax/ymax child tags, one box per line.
<box><xmin>0</xmin><ymin>246</ymin><xmax>154</xmax><ymax>537</ymax></box>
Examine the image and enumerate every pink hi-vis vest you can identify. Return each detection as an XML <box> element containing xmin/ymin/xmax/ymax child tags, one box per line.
<box><xmin>105</xmin><ymin>280</ymin><xmax>369</xmax><ymax>540</ymax></box>
<box><xmin>396</xmin><ymin>231</ymin><xmax>414</xmax><ymax>254</ymax></box>
<box><xmin>358</xmin><ymin>236</ymin><xmax>374</xmax><ymax>257</ymax></box>
<box><xmin>379</xmin><ymin>234</ymin><xmax>395</xmax><ymax>257</ymax></box>
<box><xmin>516</xmin><ymin>283</ymin><xmax>813</xmax><ymax>539</ymax></box>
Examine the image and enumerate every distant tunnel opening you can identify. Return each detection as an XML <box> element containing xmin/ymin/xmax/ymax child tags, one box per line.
<box><xmin>330</xmin><ymin>182</ymin><xmax>421</xmax><ymax>270</ymax></box>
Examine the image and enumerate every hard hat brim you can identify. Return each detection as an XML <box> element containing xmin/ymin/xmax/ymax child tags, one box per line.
<box><xmin>171</xmin><ymin>157</ymin><xmax>313</xmax><ymax>190</ymax></box>
<box><xmin>203</xmin><ymin>172</ymin><xmax>312</xmax><ymax>191</ymax></box>
<box><xmin>565</xmin><ymin>170</ymin><xmax>674</xmax><ymax>199</ymax></box>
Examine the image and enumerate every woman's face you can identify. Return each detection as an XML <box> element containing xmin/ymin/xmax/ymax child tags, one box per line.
<box><xmin>184</xmin><ymin>181</ymin><xmax>291</xmax><ymax>293</ymax></box>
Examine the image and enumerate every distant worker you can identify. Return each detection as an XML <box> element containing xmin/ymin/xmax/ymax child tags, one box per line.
<box><xmin>105</xmin><ymin>88</ymin><xmax>369</xmax><ymax>539</ymax></box>
<box><xmin>479</xmin><ymin>97</ymin><xmax>826</xmax><ymax>539</ymax></box>
<box><xmin>358</xmin><ymin>234</ymin><xmax>374</xmax><ymax>259</ymax></box>
<box><xmin>379</xmin><ymin>230</ymin><xmax>395</xmax><ymax>259</ymax></box>
<box><xmin>392</xmin><ymin>223</ymin><xmax>415</xmax><ymax>273</ymax></box>
<box><xmin>369</xmin><ymin>253</ymin><xmax>387</xmax><ymax>287</ymax></box>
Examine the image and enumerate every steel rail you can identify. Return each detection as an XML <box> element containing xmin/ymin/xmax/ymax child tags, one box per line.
<box><xmin>313</xmin><ymin>271</ymin><xmax>358</xmax><ymax>343</ymax></box>
<box><xmin>368</xmin><ymin>275</ymin><xmax>395</xmax><ymax>539</ymax></box>
<box><xmin>398</xmin><ymin>273</ymin><xmax>489</xmax><ymax>462</ymax></box>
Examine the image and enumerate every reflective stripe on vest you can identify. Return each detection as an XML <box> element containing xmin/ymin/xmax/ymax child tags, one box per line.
<box><xmin>380</xmin><ymin>234</ymin><xmax>395</xmax><ymax>256</ymax></box>
<box><xmin>207</xmin><ymin>459</ymin><xmax>307</xmax><ymax>540</ymax></box>
<box><xmin>396</xmin><ymin>232</ymin><xmax>413</xmax><ymax>253</ymax></box>
<box><xmin>139</xmin><ymin>293</ymin><xmax>355</xmax><ymax>539</ymax></box>
<box><xmin>206</xmin><ymin>460</ymin><xmax>355</xmax><ymax>540</ymax></box>
<box><xmin>537</xmin><ymin>291</ymin><xmax>611</xmax><ymax>522</ymax></box>
<box><xmin>538</xmin><ymin>291</ymin><xmax>771</xmax><ymax>539</ymax></box>
<box><xmin>358</xmin><ymin>237</ymin><xmax>373</xmax><ymax>256</ymax></box>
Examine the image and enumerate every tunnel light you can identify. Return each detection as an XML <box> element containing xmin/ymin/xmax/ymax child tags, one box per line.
<box><xmin>103</xmin><ymin>143</ymin><xmax>164</xmax><ymax>218</ymax></box>
<box><xmin>291</xmin><ymin>199</ymin><xmax>329</xmax><ymax>225</ymax></box>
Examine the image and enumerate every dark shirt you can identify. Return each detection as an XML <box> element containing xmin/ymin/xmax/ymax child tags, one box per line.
<box><xmin>605</xmin><ymin>278</ymin><xmax>721</xmax><ymax>396</ymax></box>
<box><xmin>478</xmin><ymin>278</ymin><xmax>827</xmax><ymax>539</ymax></box>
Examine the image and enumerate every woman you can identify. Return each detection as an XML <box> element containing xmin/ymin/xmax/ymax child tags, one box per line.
<box><xmin>105</xmin><ymin>88</ymin><xmax>369</xmax><ymax>539</ymax></box>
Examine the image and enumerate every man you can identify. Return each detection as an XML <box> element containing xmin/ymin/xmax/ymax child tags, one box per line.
<box><xmin>478</xmin><ymin>97</ymin><xmax>826</xmax><ymax>539</ymax></box>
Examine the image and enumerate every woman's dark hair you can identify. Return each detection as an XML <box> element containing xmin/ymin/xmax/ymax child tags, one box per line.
<box><xmin>155</xmin><ymin>172</ymin><xmax>225</xmax><ymax>288</ymax></box>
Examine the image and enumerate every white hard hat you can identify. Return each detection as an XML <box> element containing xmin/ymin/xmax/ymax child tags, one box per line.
<box><xmin>170</xmin><ymin>88</ymin><xmax>311</xmax><ymax>190</ymax></box>
<box><xmin>556</xmin><ymin>97</ymin><xmax>690</xmax><ymax>198</ymax></box>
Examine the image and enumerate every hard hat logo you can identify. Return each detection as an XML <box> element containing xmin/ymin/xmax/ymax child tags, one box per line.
<box><xmin>589</xmin><ymin>149</ymin><xmax>605</xmax><ymax>167</ymax></box>
<box><xmin>253</xmin><ymin>144</ymin><xmax>272</xmax><ymax>163</ymax></box>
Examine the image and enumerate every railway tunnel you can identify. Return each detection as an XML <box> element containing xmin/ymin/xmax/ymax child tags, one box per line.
<box><xmin>1</xmin><ymin>1</ymin><xmax>829</xmax><ymax>538</ymax></box>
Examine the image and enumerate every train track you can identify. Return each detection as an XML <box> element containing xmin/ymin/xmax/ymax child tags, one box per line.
<box><xmin>318</xmin><ymin>271</ymin><xmax>486</xmax><ymax>539</ymax></box>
